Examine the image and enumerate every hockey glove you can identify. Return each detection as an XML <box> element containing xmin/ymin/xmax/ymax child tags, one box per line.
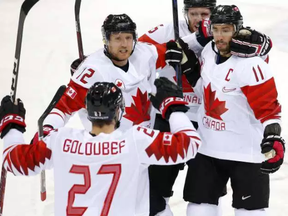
<box><xmin>261</xmin><ymin>123</ymin><xmax>285</xmax><ymax>174</ymax></box>
<box><xmin>0</xmin><ymin>96</ymin><xmax>26</xmax><ymax>138</ymax></box>
<box><xmin>165</xmin><ymin>40</ymin><xmax>182</xmax><ymax>68</ymax></box>
<box><xmin>150</xmin><ymin>77</ymin><xmax>189</xmax><ymax>120</ymax></box>
<box><xmin>70</xmin><ymin>56</ymin><xmax>86</xmax><ymax>76</ymax></box>
<box><xmin>230</xmin><ymin>27</ymin><xmax>272</xmax><ymax>58</ymax></box>
<box><xmin>30</xmin><ymin>125</ymin><xmax>54</xmax><ymax>145</ymax></box>
<box><xmin>196</xmin><ymin>19</ymin><xmax>213</xmax><ymax>47</ymax></box>
<box><xmin>165</xmin><ymin>39</ymin><xmax>200</xmax><ymax>87</ymax></box>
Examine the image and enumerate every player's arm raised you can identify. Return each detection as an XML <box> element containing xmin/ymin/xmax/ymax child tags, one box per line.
<box><xmin>139</xmin><ymin>23</ymin><xmax>172</xmax><ymax>45</ymax></box>
<box><xmin>134</xmin><ymin>77</ymin><xmax>201</xmax><ymax>165</ymax></box>
<box><xmin>31</xmin><ymin>61</ymin><xmax>105</xmax><ymax>145</ymax></box>
<box><xmin>230</xmin><ymin>27</ymin><xmax>272</xmax><ymax>62</ymax></box>
<box><xmin>0</xmin><ymin>96</ymin><xmax>55</xmax><ymax>176</ymax></box>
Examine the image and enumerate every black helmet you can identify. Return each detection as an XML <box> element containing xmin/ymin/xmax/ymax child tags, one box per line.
<box><xmin>183</xmin><ymin>0</ymin><xmax>216</xmax><ymax>11</ymax></box>
<box><xmin>86</xmin><ymin>82</ymin><xmax>124</xmax><ymax>127</ymax></box>
<box><xmin>101</xmin><ymin>14</ymin><xmax>137</xmax><ymax>43</ymax></box>
<box><xmin>210</xmin><ymin>5</ymin><xmax>243</xmax><ymax>32</ymax></box>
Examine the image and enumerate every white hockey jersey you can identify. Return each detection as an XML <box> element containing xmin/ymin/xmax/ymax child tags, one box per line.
<box><xmin>3</xmin><ymin>112</ymin><xmax>201</xmax><ymax>216</ymax></box>
<box><xmin>139</xmin><ymin>21</ymin><xmax>201</xmax><ymax>121</ymax></box>
<box><xmin>196</xmin><ymin>41</ymin><xmax>281</xmax><ymax>163</ymax></box>
<box><xmin>44</xmin><ymin>42</ymin><xmax>166</xmax><ymax>132</ymax></box>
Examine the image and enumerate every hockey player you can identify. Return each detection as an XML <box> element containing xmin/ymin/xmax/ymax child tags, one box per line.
<box><xmin>40</xmin><ymin>13</ymin><xmax>173</xmax><ymax>137</ymax></box>
<box><xmin>175</xmin><ymin>5</ymin><xmax>284</xmax><ymax>216</ymax></box>
<box><xmin>138</xmin><ymin>0</ymin><xmax>273</xmax><ymax>215</ymax></box>
<box><xmin>0</xmin><ymin>78</ymin><xmax>201</xmax><ymax>216</ymax></box>
<box><xmin>140</xmin><ymin>0</ymin><xmax>272</xmax><ymax>123</ymax></box>
<box><xmin>29</xmin><ymin>13</ymin><xmax>198</xmax><ymax>215</ymax></box>
<box><xmin>139</xmin><ymin>2</ymin><xmax>213</xmax><ymax>214</ymax></box>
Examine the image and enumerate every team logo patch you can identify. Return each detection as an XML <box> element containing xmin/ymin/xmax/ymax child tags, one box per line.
<box><xmin>163</xmin><ymin>133</ymin><xmax>173</xmax><ymax>145</ymax></box>
<box><xmin>115</xmin><ymin>79</ymin><xmax>125</xmax><ymax>89</ymax></box>
<box><xmin>66</xmin><ymin>86</ymin><xmax>77</xmax><ymax>99</ymax></box>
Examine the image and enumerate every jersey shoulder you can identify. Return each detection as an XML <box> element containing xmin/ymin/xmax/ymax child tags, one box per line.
<box><xmin>85</xmin><ymin>49</ymin><xmax>109</xmax><ymax>65</ymax></box>
<box><xmin>200</xmin><ymin>41</ymin><xmax>215</xmax><ymax>61</ymax></box>
<box><xmin>202</xmin><ymin>41</ymin><xmax>214</xmax><ymax>54</ymax></box>
<box><xmin>233</xmin><ymin>56</ymin><xmax>272</xmax><ymax>86</ymax></box>
<box><xmin>130</xmin><ymin>125</ymin><xmax>159</xmax><ymax>144</ymax></box>
<box><xmin>48</xmin><ymin>127</ymin><xmax>86</xmax><ymax>139</ymax></box>
<box><xmin>71</xmin><ymin>49</ymin><xmax>112</xmax><ymax>87</ymax></box>
<box><xmin>144</xmin><ymin>20</ymin><xmax>190</xmax><ymax>40</ymax></box>
<box><xmin>179</xmin><ymin>20</ymin><xmax>191</xmax><ymax>37</ymax></box>
<box><xmin>135</xmin><ymin>42</ymin><xmax>157</xmax><ymax>53</ymax></box>
<box><xmin>132</xmin><ymin>42</ymin><xmax>159</xmax><ymax>62</ymax></box>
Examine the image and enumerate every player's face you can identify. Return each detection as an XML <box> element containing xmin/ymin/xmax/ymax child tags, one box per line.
<box><xmin>212</xmin><ymin>24</ymin><xmax>235</xmax><ymax>55</ymax></box>
<box><xmin>107</xmin><ymin>32</ymin><xmax>134</xmax><ymax>64</ymax></box>
<box><xmin>187</xmin><ymin>7</ymin><xmax>211</xmax><ymax>32</ymax></box>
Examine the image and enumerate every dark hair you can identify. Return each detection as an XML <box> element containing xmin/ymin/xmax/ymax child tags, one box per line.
<box><xmin>92</xmin><ymin>119</ymin><xmax>114</xmax><ymax>128</ymax></box>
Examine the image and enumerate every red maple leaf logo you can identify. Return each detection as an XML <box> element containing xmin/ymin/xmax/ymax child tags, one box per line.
<box><xmin>173</xmin><ymin>76</ymin><xmax>194</xmax><ymax>93</ymax></box>
<box><xmin>204</xmin><ymin>83</ymin><xmax>228</xmax><ymax>120</ymax></box>
<box><xmin>145</xmin><ymin>132</ymin><xmax>191</xmax><ymax>163</ymax></box>
<box><xmin>124</xmin><ymin>89</ymin><xmax>151</xmax><ymax>125</ymax></box>
<box><xmin>115</xmin><ymin>79</ymin><xmax>124</xmax><ymax>89</ymax></box>
<box><xmin>116</xmin><ymin>81</ymin><xmax>122</xmax><ymax>87</ymax></box>
<box><xmin>4</xmin><ymin>140</ymin><xmax>52</xmax><ymax>175</ymax></box>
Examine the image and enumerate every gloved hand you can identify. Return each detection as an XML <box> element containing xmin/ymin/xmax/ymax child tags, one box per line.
<box><xmin>30</xmin><ymin>125</ymin><xmax>54</xmax><ymax>145</ymax></box>
<box><xmin>70</xmin><ymin>56</ymin><xmax>86</xmax><ymax>76</ymax></box>
<box><xmin>165</xmin><ymin>38</ymin><xmax>200</xmax><ymax>87</ymax></box>
<box><xmin>150</xmin><ymin>77</ymin><xmax>189</xmax><ymax>120</ymax></box>
<box><xmin>196</xmin><ymin>19</ymin><xmax>213</xmax><ymax>47</ymax></box>
<box><xmin>260</xmin><ymin>123</ymin><xmax>285</xmax><ymax>174</ymax></box>
<box><xmin>230</xmin><ymin>27</ymin><xmax>272</xmax><ymax>58</ymax></box>
<box><xmin>261</xmin><ymin>135</ymin><xmax>285</xmax><ymax>174</ymax></box>
<box><xmin>0</xmin><ymin>96</ymin><xmax>26</xmax><ymax>138</ymax></box>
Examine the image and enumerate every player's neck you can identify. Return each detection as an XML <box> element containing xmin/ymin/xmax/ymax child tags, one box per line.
<box><xmin>91</xmin><ymin>124</ymin><xmax>115</xmax><ymax>136</ymax></box>
<box><xmin>111</xmin><ymin>59</ymin><xmax>128</xmax><ymax>67</ymax></box>
<box><xmin>220</xmin><ymin>51</ymin><xmax>232</xmax><ymax>58</ymax></box>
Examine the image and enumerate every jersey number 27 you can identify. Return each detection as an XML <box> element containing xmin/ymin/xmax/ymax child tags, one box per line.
<box><xmin>67</xmin><ymin>164</ymin><xmax>121</xmax><ymax>216</ymax></box>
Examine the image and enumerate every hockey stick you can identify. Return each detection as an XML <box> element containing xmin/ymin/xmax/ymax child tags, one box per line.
<box><xmin>0</xmin><ymin>0</ymin><xmax>40</xmax><ymax>214</ymax></box>
<box><xmin>75</xmin><ymin>0</ymin><xmax>84</xmax><ymax>60</ymax></box>
<box><xmin>172</xmin><ymin>0</ymin><xmax>182</xmax><ymax>88</ymax></box>
<box><xmin>39</xmin><ymin>85</ymin><xmax>66</xmax><ymax>201</ymax></box>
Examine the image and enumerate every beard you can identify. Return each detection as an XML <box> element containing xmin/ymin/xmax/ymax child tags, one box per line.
<box><xmin>215</xmin><ymin>40</ymin><xmax>230</xmax><ymax>54</ymax></box>
<box><xmin>109</xmin><ymin>50</ymin><xmax>132</xmax><ymax>62</ymax></box>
